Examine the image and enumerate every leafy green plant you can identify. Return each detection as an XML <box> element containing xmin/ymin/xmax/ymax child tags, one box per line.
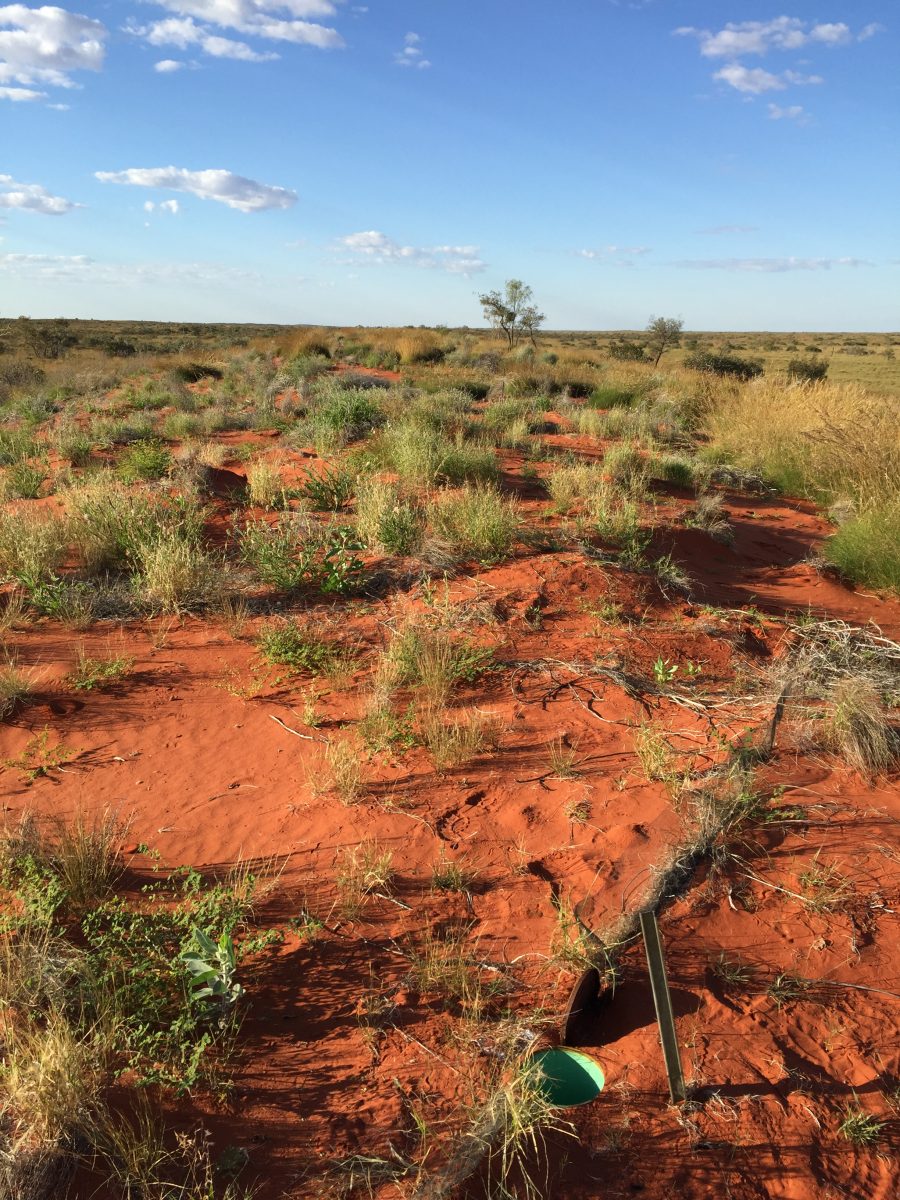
<box><xmin>238</xmin><ymin>514</ymin><xmax>321</xmax><ymax>592</ymax></box>
<box><xmin>298</xmin><ymin>463</ymin><xmax>354</xmax><ymax>511</ymax></box>
<box><xmin>182</xmin><ymin>927</ymin><xmax>244</xmax><ymax>1013</ymax></box>
<box><xmin>2</xmin><ymin>457</ymin><xmax>48</xmax><ymax>500</ymax></box>
<box><xmin>652</xmin><ymin>657</ymin><xmax>678</xmax><ymax>685</ymax></box>
<box><xmin>4</xmin><ymin>728</ymin><xmax>75</xmax><ymax>783</ymax></box>
<box><xmin>257</xmin><ymin>620</ymin><xmax>333</xmax><ymax>672</ymax></box>
<box><xmin>70</xmin><ymin>648</ymin><xmax>135</xmax><ymax>691</ymax></box>
<box><xmin>320</xmin><ymin>526</ymin><xmax>365</xmax><ymax>593</ymax></box>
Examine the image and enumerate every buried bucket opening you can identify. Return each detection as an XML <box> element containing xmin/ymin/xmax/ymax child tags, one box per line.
<box><xmin>532</xmin><ymin>1048</ymin><xmax>605</xmax><ymax>1107</ymax></box>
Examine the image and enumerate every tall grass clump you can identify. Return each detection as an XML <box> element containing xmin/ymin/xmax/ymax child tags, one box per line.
<box><xmin>354</xmin><ymin>477</ymin><xmax>424</xmax><ymax>555</ymax></box>
<box><xmin>705</xmin><ymin>378</ymin><xmax>899</xmax><ymax>589</ymax></box>
<box><xmin>131</xmin><ymin>529</ymin><xmax>222</xmax><ymax>613</ymax></box>
<box><xmin>372</xmin><ymin>423</ymin><xmax>498</xmax><ymax>488</ymax></box>
<box><xmin>426</xmin><ymin>484</ymin><xmax>520</xmax><ymax>562</ymax></box>
<box><xmin>0</xmin><ymin>509</ymin><xmax>69</xmax><ymax>589</ymax></box>
<box><xmin>547</xmin><ymin>461</ymin><xmax>606</xmax><ymax>513</ymax></box>
<box><xmin>825</xmin><ymin>500</ymin><xmax>900</xmax><ymax>592</ymax></box>
<box><xmin>67</xmin><ymin>476</ymin><xmax>158</xmax><ymax>573</ymax></box>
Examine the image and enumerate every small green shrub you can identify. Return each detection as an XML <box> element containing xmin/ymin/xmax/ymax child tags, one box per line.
<box><xmin>0</xmin><ymin>429</ymin><xmax>39</xmax><ymax>466</ymax></box>
<box><xmin>70</xmin><ymin>648</ymin><xmax>134</xmax><ymax>691</ymax></box>
<box><xmin>355</xmin><ymin>478</ymin><xmax>424</xmax><ymax>556</ymax></box>
<box><xmin>257</xmin><ymin>620</ymin><xmax>333</xmax><ymax>671</ymax></box>
<box><xmin>607</xmin><ymin>340</ymin><xmax>646</xmax><ymax>363</ymax></box>
<box><xmin>684</xmin><ymin>351</ymin><xmax>763</xmax><ymax>381</ymax></box>
<box><xmin>238</xmin><ymin>515</ymin><xmax>321</xmax><ymax>592</ymax></box>
<box><xmin>652</xmin><ymin>453</ymin><xmax>696</xmax><ymax>488</ymax></box>
<box><xmin>787</xmin><ymin>357</ymin><xmax>828</xmax><ymax>383</ymax></box>
<box><xmin>118</xmin><ymin>440</ymin><xmax>171</xmax><ymax>483</ymax></box>
<box><xmin>589</xmin><ymin>384</ymin><xmax>638</xmax><ymax>408</ymax></box>
<box><xmin>297</xmin><ymin>464</ymin><xmax>354</xmax><ymax>511</ymax></box>
<box><xmin>2</xmin><ymin>458</ymin><xmax>48</xmax><ymax>500</ymax></box>
<box><xmin>602</xmin><ymin>443</ymin><xmax>648</xmax><ymax>494</ymax></box>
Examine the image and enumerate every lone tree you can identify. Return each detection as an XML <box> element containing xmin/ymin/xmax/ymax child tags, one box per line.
<box><xmin>645</xmin><ymin>316</ymin><xmax>683</xmax><ymax>366</ymax></box>
<box><xmin>479</xmin><ymin>280</ymin><xmax>545</xmax><ymax>349</ymax></box>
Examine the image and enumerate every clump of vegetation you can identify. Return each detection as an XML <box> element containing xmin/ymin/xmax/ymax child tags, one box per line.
<box><xmin>0</xmin><ymin>509</ymin><xmax>69</xmax><ymax>591</ymax></box>
<box><xmin>787</xmin><ymin>357</ymin><xmax>828</xmax><ymax>383</ymax></box>
<box><xmin>132</xmin><ymin>530</ymin><xmax>223</xmax><ymax>613</ymax></box>
<box><xmin>819</xmin><ymin>677</ymin><xmax>898</xmax><ymax>779</ymax></box>
<box><xmin>118</xmin><ymin>439</ymin><xmax>172</xmax><ymax>483</ymax></box>
<box><xmin>257</xmin><ymin>620</ymin><xmax>335</xmax><ymax>672</ymax></box>
<box><xmin>238</xmin><ymin>514</ymin><xmax>363</xmax><ymax>595</ymax></box>
<box><xmin>69</xmin><ymin>647</ymin><xmax>135</xmax><ymax>691</ymax></box>
<box><xmin>0</xmin><ymin>811</ymin><xmax>271</xmax><ymax>1193</ymax></box>
<box><xmin>0</xmin><ymin>660</ymin><xmax>37</xmax><ymax>720</ymax></box>
<box><xmin>684</xmin><ymin>351</ymin><xmax>763</xmax><ymax>380</ymax></box>
<box><xmin>246</xmin><ymin>456</ymin><xmax>287</xmax><ymax>509</ymax></box>
<box><xmin>426</xmin><ymin>484</ymin><xmax>520</xmax><ymax>562</ymax></box>
<box><xmin>355</xmin><ymin>477</ymin><xmax>424</xmax><ymax>555</ymax></box>
<box><xmin>825</xmin><ymin>499</ymin><xmax>900</xmax><ymax>591</ymax></box>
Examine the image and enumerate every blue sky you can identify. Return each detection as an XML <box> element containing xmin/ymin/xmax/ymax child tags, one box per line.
<box><xmin>1</xmin><ymin>2</ymin><xmax>897</xmax><ymax>329</ymax></box>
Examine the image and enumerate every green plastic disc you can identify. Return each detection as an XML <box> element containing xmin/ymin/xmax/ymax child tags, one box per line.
<box><xmin>533</xmin><ymin>1048</ymin><xmax>605</xmax><ymax>1107</ymax></box>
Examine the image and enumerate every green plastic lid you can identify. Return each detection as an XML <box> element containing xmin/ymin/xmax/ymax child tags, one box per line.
<box><xmin>533</xmin><ymin>1048</ymin><xmax>605</xmax><ymax>1107</ymax></box>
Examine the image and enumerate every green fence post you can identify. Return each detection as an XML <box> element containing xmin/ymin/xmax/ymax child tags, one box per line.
<box><xmin>639</xmin><ymin>909</ymin><xmax>687</xmax><ymax>1104</ymax></box>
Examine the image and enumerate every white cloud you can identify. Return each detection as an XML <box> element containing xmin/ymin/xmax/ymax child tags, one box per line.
<box><xmin>712</xmin><ymin>63</ymin><xmax>824</xmax><ymax>95</ymax></box>
<box><xmin>395</xmin><ymin>30</ymin><xmax>430</xmax><ymax>69</ymax></box>
<box><xmin>0</xmin><ymin>173</ymin><xmax>80</xmax><ymax>214</ymax></box>
<box><xmin>713</xmin><ymin>64</ymin><xmax>784</xmax><ymax>94</ymax></box>
<box><xmin>768</xmin><ymin>103</ymin><xmax>807</xmax><ymax>122</ymax></box>
<box><xmin>337</xmin><ymin>230</ymin><xmax>485</xmax><ymax>275</ymax></box>
<box><xmin>95</xmin><ymin>166</ymin><xmax>297</xmax><ymax>212</ymax></box>
<box><xmin>675</xmin><ymin>257</ymin><xmax>872</xmax><ymax>272</ymax></box>
<box><xmin>577</xmin><ymin>245</ymin><xmax>651</xmax><ymax>266</ymax></box>
<box><xmin>676</xmin><ymin>18</ymin><xmax>874</xmax><ymax>58</ymax></box>
<box><xmin>161</xmin><ymin>198</ymin><xmax>180</xmax><ymax>214</ymax></box>
<box><xmin>0</xmin><ymin>251</ymin><xmax>260</xmax><ymax>286</ymax></box>
<box><xmin>136</xmin><ymin>16</ymin><xmax>277</xmax><ymax>61</ymax></box>
<box><xmin>859</xmin><ymin>23</ymin><xmax>885</xmax><ymax>42</ymax></box>
<box><xmin>0</xmin><ymin>83</ymin><xmax>44</xmax><ymax>100</ymax></box>
<box><xmin>0</xmin><ymin>5</ymin><xmax>107</xmax><ymax>97</ymax></box>
<box><xmin>154</xmin><ymin>57</ymin><xmax>185</xmax><ymax>72</ymax></box>
<box><xmin>131</xmin><ymin>2</ymin><xmax>344</xmax><ymax>63</ymax></box>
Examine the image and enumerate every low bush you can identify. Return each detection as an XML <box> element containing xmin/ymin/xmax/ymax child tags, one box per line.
<box><xmin>684</xmin><ymin>351</ymin><xmax>763</xmax><ymax>381</ymax></box>
<box><xmin>297</xmin><ymin>463</ymin><xmax>354</xmax><ymax>511</ymax></box>
<box><xmin>131</xmin><ymin>531</ymin><xmax>222</xmax><ymax>612</ymax></box>
<box><xmin>2</xmin><ymin>457</ymin><xmax>48</xmax><ymax>500</ymax></box>
<box><xmin>608</xmin><ymin>340</ymin><xmax>646</xmax><ymax>362</ymax></box>
<box><xmin>787</xmin><ymin>357</ymin><xmax>828</xmax><ymax>383</ymax></box>
<box><xmin>602</xmin><ymin>442</ymin><xmax>648</xmax><ymax>494</ymax></box>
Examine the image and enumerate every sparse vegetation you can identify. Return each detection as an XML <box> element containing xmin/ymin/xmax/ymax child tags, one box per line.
<box><xmin>2</xmin><ymin>318</ymin><xmax>897</xmax><ymax>1199</ymax></box>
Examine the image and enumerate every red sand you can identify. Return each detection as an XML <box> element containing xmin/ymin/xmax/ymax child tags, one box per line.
<box><xmin>2</xmin><ymin>414</ymin><xmax>899</xmax><ymax>1199</ymax></box>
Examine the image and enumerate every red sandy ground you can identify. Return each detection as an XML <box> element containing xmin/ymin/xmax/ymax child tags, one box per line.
<box><xmin>2</xmin><ymin>394</ymin><xmax>899</xmax><ymax>1200</ymax></box>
